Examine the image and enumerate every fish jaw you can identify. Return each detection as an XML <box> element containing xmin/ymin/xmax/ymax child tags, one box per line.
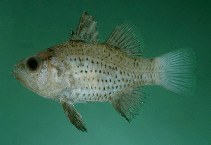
<box><xmin>13</xmin><ymin>61</ymin><xmax>28</xmax><ymax>85</ymax></box>
<box><xmin>12</xmin><ymin>62</ymin><xmax>36</xmax><ymax>93</ymax></box>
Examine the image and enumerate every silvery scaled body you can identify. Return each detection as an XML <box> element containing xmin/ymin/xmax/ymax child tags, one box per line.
<box><xmin>13</xmin><ymin>12</ymin><xmax>196</xmax><ymax>132</ymax></box>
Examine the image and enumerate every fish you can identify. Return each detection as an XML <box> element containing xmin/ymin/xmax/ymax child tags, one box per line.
<box><xmin>13</xmin><ymin>12</ymin><xmax>196</xmax><ymax>132</ymax></box>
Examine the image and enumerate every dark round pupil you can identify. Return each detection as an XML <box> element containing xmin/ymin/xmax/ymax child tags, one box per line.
<box><xmin>26</xmin><ymin>57</ymin><xmax>39</xmax><ymax>71</ymax></box>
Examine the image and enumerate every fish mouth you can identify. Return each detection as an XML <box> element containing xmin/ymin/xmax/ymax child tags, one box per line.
<box><xmin>12</xmin><ymin>63</ymin><xmax>25</xmax><ymax>83</ymax></box>
<box><xmin>12</xmin><ymin>65</ymin><xmax>32</xmax><ymax>91</ymax></box>
<box><xmin>12</xmin><ymin>67</ymin><xmax>22</xmax><ymax>81</ymax></box>
<box><xmin>13</xmin><ymin>62</ymin><xmax>37</xmax><ymax>93</ymax></box>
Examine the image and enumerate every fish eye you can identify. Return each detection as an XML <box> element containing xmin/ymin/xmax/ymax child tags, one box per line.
<box><xmin>26</xmin><ymin>56</ymin><xmax>41</xmax><ymax>71</ymax></box>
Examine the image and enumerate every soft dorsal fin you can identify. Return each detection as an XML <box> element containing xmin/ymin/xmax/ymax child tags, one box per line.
<box><xmin>110</xmin><ymin>86</ymin><xmax>145</xmax><ymax>122</ymax></box>
<box><xmin>106</xmin><ymin>24</ymin><xmax>144</xmax><ymax>57</ymax></box>
<box><xmin>71</xmin><ymin>12</ymin><xmax>98</xmax><ymax>42</ymax></box>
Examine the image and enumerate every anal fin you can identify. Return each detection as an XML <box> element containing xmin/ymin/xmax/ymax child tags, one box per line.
<box><xmin>110</xmin><ymin>87</ymin><xmax>145</xmax><ymax>122</ymax></box>
<box><xmin>62</xmin><ymin>102</ymin><xmax>87</xmax><ymax>132</ymax></box>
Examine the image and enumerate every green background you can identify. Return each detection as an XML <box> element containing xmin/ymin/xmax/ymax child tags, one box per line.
<box><xmin>0</xmin><ymin>0</ymin><xmax>210</xmax><ymax>145</ymax></box>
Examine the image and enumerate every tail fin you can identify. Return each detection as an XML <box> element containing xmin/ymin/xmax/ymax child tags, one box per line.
<box><xmin>156</xmin><ymin>48</ymin><xmax>196</xmax><ymax>95</ymax></box>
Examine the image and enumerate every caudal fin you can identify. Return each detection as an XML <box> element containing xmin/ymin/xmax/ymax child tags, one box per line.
<box><xmin>156</xmin><ymin>48</ymin><xmax>196</xmax><ymax>95</ymax></box>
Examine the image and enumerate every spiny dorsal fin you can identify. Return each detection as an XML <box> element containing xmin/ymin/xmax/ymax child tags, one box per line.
<box><xmin>62</xmin><ymin>102</ymin><xmax>87</xmax><ymax>132</ymax></box>
<box><xmin>110</xmin><ymin>87</ymin><xmax>145</xmax><ymax>122</ymax></box>
<box><xmin>71</xmin><ymin>12</ymin><xmax>98</xmax><ymax>42</ymax></box>
<box><xmin>106</xmin><ymin>24</ymin><xmax>144</xmax><ymax>57</ymax></box>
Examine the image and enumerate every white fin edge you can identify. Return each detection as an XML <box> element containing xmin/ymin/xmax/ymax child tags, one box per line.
<box><xmin>156</xmin><ymin>48</ymin><xmax>196</xmax><ymax>95</ymax></box>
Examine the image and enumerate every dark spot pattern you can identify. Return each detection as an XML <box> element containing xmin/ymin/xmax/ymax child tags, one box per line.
<box><xmin>64</xmin><ymin>42</ymin><xmax>154</xmax><ymax>103</ymax></box>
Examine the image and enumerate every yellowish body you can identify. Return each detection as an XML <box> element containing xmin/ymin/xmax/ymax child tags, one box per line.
<box><xmin>13</xmin><ymin>12</ymin><xmax>195</xmax><ymax>132</ymax></box>
<box><xmin>44</xmin><ymin>41</ymin><xmax>157</xmax><ymax>104</ymax></box>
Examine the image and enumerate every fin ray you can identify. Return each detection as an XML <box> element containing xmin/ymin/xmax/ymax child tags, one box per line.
<box><xmin>106</xmin><ymin>24</ymin><xmax>144</xmax><ymax>57</ymax></box>
<box><xmin>110</xmin><ymin>86</ymin><xmax>145</xmax><ymax>122</ymax></box>
<box><xmin>62</xmin><ymin>102</ymin><xmax>87</xmax><ymax>132</ymax></box>
<box><xmin>156</xmin><ymin>48</ymin><xmax>196</xmax><ymax>95</ymax></box>
<box><xmin>71</xmin><ymin>12</ymin><xmax>98</xmax><ymax>42</ymax></box>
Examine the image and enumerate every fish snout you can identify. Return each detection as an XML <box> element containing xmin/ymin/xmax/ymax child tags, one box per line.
<box><xmin>12</xmin><ymin>63</ymin><xmax>25</xmax><ymax>81</ymax></box>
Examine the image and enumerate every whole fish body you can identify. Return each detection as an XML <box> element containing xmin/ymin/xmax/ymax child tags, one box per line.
<box><xmin>13</xmin><ymin>12</ymin><xmax>195</xmax><ymax>132</ymax></box>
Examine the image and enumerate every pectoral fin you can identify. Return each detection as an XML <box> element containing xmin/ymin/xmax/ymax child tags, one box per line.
<box><xmin>62</xmin><ymin>102</ymin><xmax>87</xmax><ymax>132</ymax></box>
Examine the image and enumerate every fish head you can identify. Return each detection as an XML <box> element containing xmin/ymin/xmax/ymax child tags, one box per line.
<box><xmin>13</xmin><ymin>52</ymin><xmax>54</xmax><ymax>98</ymax></box>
